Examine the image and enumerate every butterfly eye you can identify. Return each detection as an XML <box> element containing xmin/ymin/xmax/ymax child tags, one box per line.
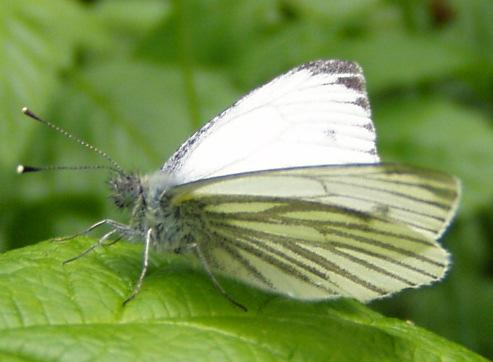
<box><xmin>110</xmin><ymin>174</ymin><xmax>141</xmax><ymax>209</ymax></box>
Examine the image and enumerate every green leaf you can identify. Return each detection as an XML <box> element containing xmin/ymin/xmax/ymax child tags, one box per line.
<box><xmin>375</xmin><ymin>97</ymin><xmax>493</xmax><ymax>215</ymax></box>
<box><xmin>286</xmin><ymin>0</ymin><xmax>380</xmax><ymax>22</ymax></box>
<box><xmin>0</xmin><ymin>0</ymin><xmax>101</xmax><ymax>168</ymax></box>
<box><xmin>137</xmin><ymin>0</ymin><xmax>281</xmax><ymax>67</ymax></box>
<box><xmin>95</xmin><ymin>0</ymin><xmax>170</xmax><ymax>35</ymax></box>
<box><xmin>0</xmin><ymin>238</ymin><xmax>485</xmax><ymax>361</ymax></box>
<box><xmin>340</xmin><ymin>32</ymin><xmax>476</xmax><ymax>93</ymax></box>
<box><xmin>447</xmin><ymin>0</ymin><xmax>493</xmax><ymax>65</ymax></box>
<box><xmin>45</xmin><ymin>61</ymin><xmax>238</xmax><ymax>171</ymax></box>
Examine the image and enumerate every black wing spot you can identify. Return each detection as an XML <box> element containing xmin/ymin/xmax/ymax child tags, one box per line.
<box><xmin>336</xmin><ymin>76</ymin><xmax>364</xmax><ymax>92</ymax></box>
<box><xmin>355</xmin><ymin>97</ymin><xmax>370</xmax><ymax>111</ymax></box>
<box><xmin>363</xmin><ymin>122</ymin><xmax>374</xmax><ymax>131</ymax></box>
<box><xmin>324</xmin><ymin>129</ymin><xmax>337</xmax><ymax>140</ymax></box>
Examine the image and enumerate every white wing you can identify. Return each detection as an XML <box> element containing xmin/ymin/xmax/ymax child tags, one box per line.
<box><xmin>169</xmin><ymin>164</ymin><xmax>460</xmax><ymax>302</ymax></box>
<box><xmin>163</xmin><ymin>60</ymin><xmax>378</xmax><ymax>184</ymax></box>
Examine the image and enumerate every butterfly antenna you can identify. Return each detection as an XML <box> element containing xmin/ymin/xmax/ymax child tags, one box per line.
<box><xmin>20</xmin><ymin>107</ymin><xmax>123</xmax><ymax>173</ymax></box>
<box><xmin>16</xmin><ymin>164</ymin><xmax>115</xmax><ymax>174</ymax></box>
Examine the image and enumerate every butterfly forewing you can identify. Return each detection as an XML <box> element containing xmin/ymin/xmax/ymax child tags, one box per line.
<box><xmin>162</xmin><ymin>60</ymin><xmax>379</xmax><ymax>184</ymax></box>
<box><xmin>169</xmin><ymin>164</ymin><xmax>460</xmax><ymax>302</ymax></box>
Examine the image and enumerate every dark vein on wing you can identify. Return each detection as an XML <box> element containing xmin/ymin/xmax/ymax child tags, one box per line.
<box><xmin>200</xmin><ymin>195</ymin><xmax>437</xmax><ymax>246</ymax></box>
<box><xmin>206</xmin><ymin>231</ymin><xmax>275</xmax><ymax>289</ymax></box>
<box><xmin>297</xmin><ymin>186</ymin><xmax>447</xmax><ymax>223</ymax></box>
<box><xmin>208</xmin><ymin>218</ymin><xmax>441</xmax><ymax>280</ymax></box>
<box><xmin>212</xmin><ymin>226</ymin><xmax>338</xmax><ymax>295</ymax></box>
<box><xmin>209</xmin><ymin>220</ymin><xmax>390</xmax><ymax>296</ymax></box>
<box><xmin>295</xmin><ymin>177</ymin><xmax>453</xmax><ymax>210</ymax></box>
<box><xmin>322</xmin><ymin>245</ymin><xmax>418</xmax><ymax>286</ymax></box>
<box><xmin>224</xmin><ymin>229</ymin><xmax>341</xmax><ymax>294</ymax></box>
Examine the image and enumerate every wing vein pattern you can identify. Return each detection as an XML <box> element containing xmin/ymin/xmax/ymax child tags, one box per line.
<box><xmin>158</xmin><ymin>59</ymin><xmax>460</xmax><ymax>303</ymax></box>
<box><xmin>170</xmin><ymin>164</ymin><xmax>460</xmax><ymax>302</ymax></box>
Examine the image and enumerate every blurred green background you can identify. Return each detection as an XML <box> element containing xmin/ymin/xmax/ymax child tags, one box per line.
<box><xmin>1</xmin><ymin>0</ymin><xmax>492</xmax><ymax>358</ymax></box>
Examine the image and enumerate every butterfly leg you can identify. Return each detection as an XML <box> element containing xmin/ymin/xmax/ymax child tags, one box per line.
<box><xmin>123</xmin><ymin>228</ymin><xmax>153</xmax><ymax>305</ymax></box>
<box><xmin>63</xmin><ymin>229</ymin><xmax>118</xmax><ymax>265</ymax></box>
<box><xmin>194</xmin><ymin>244</ymin><xmax>247</xmax><ymax>312</ymax></box>
<box><xmin>53</xmin><ymin>219</ymin><xmax>128</xmax><ymax>242</ymax></box>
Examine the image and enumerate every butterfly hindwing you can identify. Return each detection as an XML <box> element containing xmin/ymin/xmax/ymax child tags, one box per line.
<box><xmin>168</xmin><ymin>164</ymin><xmax>460</xmax><ymax>302</ymax></box>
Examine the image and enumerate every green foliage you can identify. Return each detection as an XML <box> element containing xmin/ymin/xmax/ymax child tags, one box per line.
<box><xmin>1</xmin><ymin>0</ymin><xmax>492</xmax><ymax>359</ymax></box>
<box><xmin>0</xmin><ymin>238</ymin><xmax>486</xmax><ymax>361</ymax></box>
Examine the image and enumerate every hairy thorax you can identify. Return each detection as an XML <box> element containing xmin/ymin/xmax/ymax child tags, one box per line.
<box><xmin>126</xmin><ymin>172</ymin><xmax>197</xmax><ymax>253</ymax></box>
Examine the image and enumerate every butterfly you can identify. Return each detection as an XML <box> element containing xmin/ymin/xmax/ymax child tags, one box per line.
<box><xmin>19</xmin><ymin>60</ymin><xmax>461</xmax><ymax>309</ymax></box>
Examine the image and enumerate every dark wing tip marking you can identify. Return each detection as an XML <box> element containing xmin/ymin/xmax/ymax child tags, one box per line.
<box><xmin>297</xmin><ymin>60</ymin><xmax>370</xmax><ymax>113</ymax></box>
<box><xmin>355</xmin><ymin>97</ymin><xmax>370</xmax><ymax>111</ymax></box>
<box><xmin>336</xmin><ymin>76</ymin><xmax>365</xmax><ymax>93</ymax></box>
<box><xmin>298</xmin><ymin>60</ymin><xmax>362</xmax><ymax>76</ymax></box>
<box><xmin>363</xmin><ymin>122</ymin><xmax>375</xmax><ymax>131</ymax></box>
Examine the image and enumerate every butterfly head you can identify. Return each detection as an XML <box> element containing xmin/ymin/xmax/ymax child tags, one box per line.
<box><xmin>109</xmin><ymin>172</ymin><xmax>143</xmax><ymax>209</ymax></box>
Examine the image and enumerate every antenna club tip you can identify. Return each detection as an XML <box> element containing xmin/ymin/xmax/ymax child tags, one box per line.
<box><xmin>16</xmin><ymin>165</ymin><xmax>40</xmax><ymax>173</ymax></box>
<box><xmin>20</xmin><ymin>107</ymin><xmax>42</xmax><ymax>122</ymax></box>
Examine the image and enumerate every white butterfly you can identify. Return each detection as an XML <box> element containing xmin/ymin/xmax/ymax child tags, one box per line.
<box><xmin>20</xmin><ymin>60</ymin><xmax>460</xmax><ymax>307</ymax></box>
